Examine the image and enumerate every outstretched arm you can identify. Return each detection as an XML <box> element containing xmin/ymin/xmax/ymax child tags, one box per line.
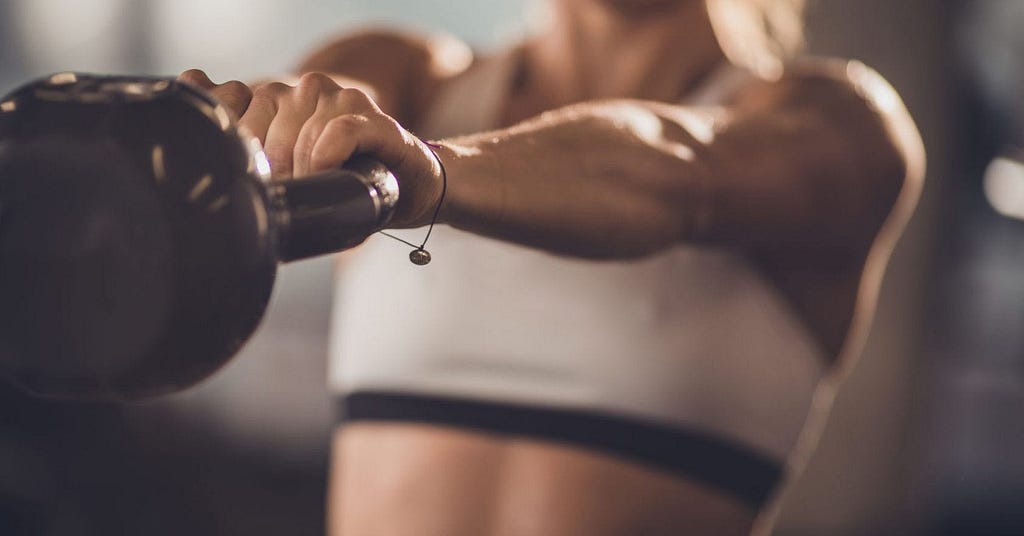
<box><xmin>186</xmin><ymin>60</ymin><xmax>923</xmax><ymax>354</ymax></box>
<box><xmin>184</xmin><ymin>60</ymin><xmax>922</xmax><ymax>263</ymax></box>
<box><xmin>433</xmin><ymin>62</ymin><xmax>923</xmax><ymax>264</ymax></box>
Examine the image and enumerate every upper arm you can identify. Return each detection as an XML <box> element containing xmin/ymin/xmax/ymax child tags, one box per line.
<box><xmin>699</xmin><ymin>60</ymin><xmax>924</xmax><ymax>267</ymax></box>
<box><xmin>693</xmin><ymin>61</ymin><xmax>924</xmax><ymax>355</ymax></box>
<box><xmin>295</xmin><ymin>28</ymin><xmax>472</xmax><ymax>127</ymax></box>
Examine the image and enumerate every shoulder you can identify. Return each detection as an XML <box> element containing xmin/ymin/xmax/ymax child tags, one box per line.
<box><xmin>296</xmin><ymin>28</ymin><xmax>474</xmax><ymax>125</ymax></box>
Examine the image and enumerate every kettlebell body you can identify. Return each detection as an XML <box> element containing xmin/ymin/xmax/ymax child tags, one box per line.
<box><xmin>0</xmin><ymin>74</ymin><xmax>397</xmax><ymax>400</ymax></box>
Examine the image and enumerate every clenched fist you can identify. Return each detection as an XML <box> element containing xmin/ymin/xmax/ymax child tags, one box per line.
<box><xmin>177</xmin><ymin>69</ymin><xmax>444</xmax><ymax>227</ymax></box>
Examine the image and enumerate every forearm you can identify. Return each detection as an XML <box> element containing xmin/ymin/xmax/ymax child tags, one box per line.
<box><xmin>434</xmin><ymin>102</ymin><xmax>712</xmax><ymax>259</ymax></box>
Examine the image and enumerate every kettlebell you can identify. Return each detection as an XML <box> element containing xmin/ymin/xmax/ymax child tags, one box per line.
<box><xmin>0</xmin><ymin>73</ymin><xmax>399</xmax><ymax>400</ymax></box>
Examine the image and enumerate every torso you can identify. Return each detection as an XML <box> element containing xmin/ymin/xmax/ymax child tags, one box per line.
<box><xmin>330</xmin><ymin>423</ymin><xmax>755</xmax><ymax>536</ymax></box>
<box><xmin>328</xmin><ymin>46</ymin><xmax>835</xmax><ymax>536</ymax></box>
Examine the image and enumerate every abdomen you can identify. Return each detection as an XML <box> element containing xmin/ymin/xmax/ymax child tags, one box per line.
<box><xmin>329</xmin><ymin>423</ymin><xmax>756</xmax><ymax>536</ymax></box>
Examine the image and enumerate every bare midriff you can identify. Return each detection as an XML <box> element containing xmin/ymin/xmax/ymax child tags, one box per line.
<box><xmin>328</xmin><ymin>422</ymin><xmax>757</xmax><ymax>536</ymax></box>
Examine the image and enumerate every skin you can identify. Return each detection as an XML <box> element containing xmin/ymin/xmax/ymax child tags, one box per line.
<box><xmin>180</xmin><ymin>0</ymin><xmax>925</xmax><ymax>534</ymax></box>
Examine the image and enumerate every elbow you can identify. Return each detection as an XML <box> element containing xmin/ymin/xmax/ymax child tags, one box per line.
<box><xmin>828</xmin><ymin>68</ymin><xmax>927</xmax><ymax>259</ymax></box>
<box><xmin>857</xmin><ymin>100</ymin><xmax>927</xmax><ymax>252</ymax></box>
<box><xmin>849</xmin><ymin>60</ymin><xmax>927</xmax><ymax>239</ymax></box>
<box><xmin>883</xmin><ymin>105</ymin><xmax>927</xmax><ymax>232</ymax></box>
<box><xmin>821</xmin><ymin>133</ymin><xmax>923</xmax><ymax>264</ymax></box>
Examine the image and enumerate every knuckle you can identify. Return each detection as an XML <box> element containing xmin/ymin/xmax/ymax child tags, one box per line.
<box><xmin>179</xmin><ymin>68</ymin><xmax>205</xmax><ymax>79</ymax></box>
<box><xmin>326</xmin><ymin>114</ymin><xmax>368</xmax><ymax>136</ymax></box>
<box><xmin>382</xmin><ymin>116</ymin><xmax>405</xmax><ymax>138</ymax></box>
<box><xmin>296</xmin><ymin>72</ymin><xmax>337</xmax><ymax>99</ymax></box>
<box><xmin>221</xmin><ymin>80</ymin><xmax>252</xmax><ymax>99</ymax></box>
<box><xmin>338</xmin><ymin>87</ymin><xmax>373</xmax><ymax>108</ymax></box>
<box><xmin>375</xmin><ymin>115</ymin><xmax>409</xmax><ymax>145</ymax></box>
<box><xmin>297</xmin><ymin>71</ymin><xmax>333</xmax><ymax>88</ymax></box>
<box><xmin>178</xmin><ymin>69</ymin><xmax>212</xmax><ymax>87</ymax></box>
<box><xmin>255</xmin><ymin>81</ymin><xmax>290</xmax><ymax>99</ymax></box>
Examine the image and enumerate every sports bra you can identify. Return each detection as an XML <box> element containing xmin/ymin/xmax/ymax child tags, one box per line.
<box><xmin>328</xmin><ymin>47</ymin><xmax>828</xmax><ymax>509</ymax></box>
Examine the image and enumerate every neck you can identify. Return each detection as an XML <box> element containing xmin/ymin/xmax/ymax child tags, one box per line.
<box><xmin>522</xmin><ymin>0</ymin><xmax>725</xmax><ymax>107</ymax></box>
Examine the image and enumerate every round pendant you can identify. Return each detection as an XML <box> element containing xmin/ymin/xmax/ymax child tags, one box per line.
<box><xmin>409</xmin><ymin>248</ymin><xmax>431</xmax><ymax>266</ymax></box>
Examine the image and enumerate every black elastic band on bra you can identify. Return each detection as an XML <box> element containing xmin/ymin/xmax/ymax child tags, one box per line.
<box><xmin>338</xmin><ymin>391</ymin><xmax>782</xmax><ymax>509</ymax></box>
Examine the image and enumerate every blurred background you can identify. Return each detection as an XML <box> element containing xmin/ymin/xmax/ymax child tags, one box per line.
<box><xmin>0</xmin><ymin>0</ymin><xmax>1021</xmax><ymax>534</ymax></box>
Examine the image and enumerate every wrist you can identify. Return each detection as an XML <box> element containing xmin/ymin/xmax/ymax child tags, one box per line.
<box><xmin>427</xmin><ymin>137</ymin><xmax>504</xmax><ymax>232</ymax></box>
<box><xmin>426</xmin><ymin>141</ymin><xmax>458</xmax><ymax>226</ymax></box>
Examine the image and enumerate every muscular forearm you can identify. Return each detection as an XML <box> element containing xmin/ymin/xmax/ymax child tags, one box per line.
<box><xmin>434</xmin><ymin>102</ymin><xmax>712</xmax><ymax>258</ymax></box>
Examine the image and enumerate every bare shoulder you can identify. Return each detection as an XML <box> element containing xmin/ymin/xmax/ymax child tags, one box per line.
<box><xmin>296</xmin><ymin>28</ymin><xmax>473</xmax><ymax>125</ymax></box>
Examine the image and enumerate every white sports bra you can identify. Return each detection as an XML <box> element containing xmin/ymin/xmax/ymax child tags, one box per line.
<box><xmin>328</xmin><ymin>47</ymin><xmax>827</xmax><ymax>508</ymax></box>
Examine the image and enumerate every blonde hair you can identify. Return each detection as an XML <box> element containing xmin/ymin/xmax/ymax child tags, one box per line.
<box><xmin>707</xmin><ymin>0</ymin><xmax>807</xmax><ymax>75</ymax></box>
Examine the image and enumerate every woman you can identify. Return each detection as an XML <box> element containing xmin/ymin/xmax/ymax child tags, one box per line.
<box><xmin>182</xmin><ymin>0</ymin><xmax>924</xmax><ymax>534</ymax></box>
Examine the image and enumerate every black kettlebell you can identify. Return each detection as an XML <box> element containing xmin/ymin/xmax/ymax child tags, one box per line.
<box><xmin>0</xmin><ymin>73</ymin><xmax>399</xmax><ymax>400</ymax></box>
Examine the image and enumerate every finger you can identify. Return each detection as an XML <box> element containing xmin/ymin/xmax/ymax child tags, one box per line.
<box><xmin>178</xmin><ymin>69</ymin><xmax>215</xmax><ymax>90</ymax></box>
<box><xmin>334</xmin><ymin>86</ymin><xmax>382</xmax><ymax>114</ymax></box>
<box><xmin>303</xmin><ymin>89</ymin><xmax>395</xmax><ymax>173</ymax></box>
<box><xmin>293</xmin><ymin>109</ymin><xmax>334</xmax><ymax>178</ymax></box>
<box><xmin>209</xmin><ymin>80</ymin><xmax>253</xmax><ymax>119</ymax></box>
<box><xmin>238</xmin><ymin>82</ymin><xmax>288</xmax><ymax>146</ymax></box>
<box><xmin>308</xmin><ymin>115</ymin><xmax>367</xmax><ymax>172</ymax></box>
<box><xmin>311</xmin><ymin>114</ymin><xmax>422</xmax><ymax>174</ymax></box>
<box><xmin>262</xmin><ymin>95</ymin><xmax>319</xmax><ymax>180</ymax></box>
<box><xmin>291</xmin><ymin>74</ymin><xmax>347</xmax><ymax>177</ymax></box>
<box><xmin>293</xmin><ymin>90</ymin><xmax>364</xmax><ymax>177</ymax></box>
<box><xmin>313</xmin><ymin>114</ymin><xmax>441</xmax><ymax>226</ymax></box>
<box><xmin>264</xmin><ymin>113</ymin><xmax>307</xmax><ymax>180</ymax></box>
<box><xmin>353</xmin><ymin>116</ymin><xmax>418</xmax><ymax>172</ymax></box>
